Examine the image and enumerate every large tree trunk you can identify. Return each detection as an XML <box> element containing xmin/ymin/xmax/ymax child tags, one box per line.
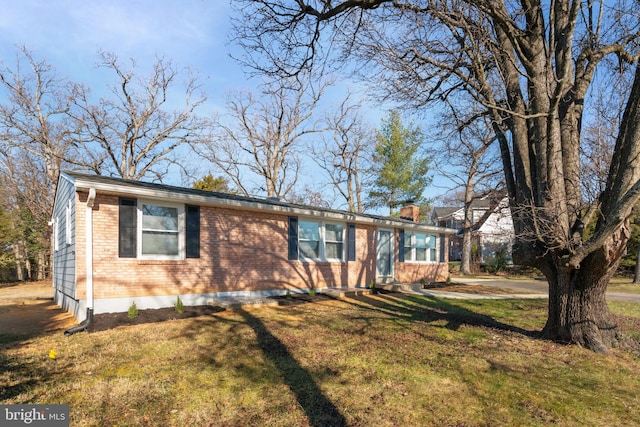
<box><xmin>540</xmin><ymin>226</ymin><xmax>630</xmax><ymax>353</ymax></box>
<box><xmin>543</xmin><ymin>266</ymin><xmax>617</xmax><ymax>353</ymax></box>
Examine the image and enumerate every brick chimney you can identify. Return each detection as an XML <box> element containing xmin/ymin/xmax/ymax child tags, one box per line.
<box><xmin>399</xmin><ymin>204</ymin><xmax>420</xmax><ymax>222</ymax></box>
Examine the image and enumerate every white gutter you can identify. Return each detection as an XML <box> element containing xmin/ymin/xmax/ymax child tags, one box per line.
<box><xmin>85</xmin><ymin>188</ymin><xmax>96</xmax><ymax>310</ymax></box>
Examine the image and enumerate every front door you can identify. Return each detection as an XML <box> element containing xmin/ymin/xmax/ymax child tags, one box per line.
<box><xmin>376</xmin><ymin>229</ymin><xmax>394</xmax><ymax>281</ymax></box>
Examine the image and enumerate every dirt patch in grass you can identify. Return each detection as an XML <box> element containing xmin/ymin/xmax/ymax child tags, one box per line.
<box><xmin>0</xmin><ymin>281</ymin><xmax>77</xmax><ymax>338</ymax></box>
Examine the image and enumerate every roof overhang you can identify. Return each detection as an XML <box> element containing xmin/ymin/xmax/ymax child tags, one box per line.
<box><xmin>65</xmin><ymin>172</ymin><xmax>457</xmax><ymax>234</ymax></box>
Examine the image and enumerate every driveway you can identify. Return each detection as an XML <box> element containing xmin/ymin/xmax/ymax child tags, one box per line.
<box><xmin>0</xmin><ymin>281</ymin><xmax>76</xmax><ymax>336</ymax></box>
<box><xmin>449</xmin><ymin>276</ymin><xmax>640</xmax><ymax>303</ymax></box>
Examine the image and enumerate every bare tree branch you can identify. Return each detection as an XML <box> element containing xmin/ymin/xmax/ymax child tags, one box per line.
<box><xmin>76</xmin><ymin>51</ymin><xmax>209</xmax><ymax>181</ymax></box>
<box><xmin>195</xmin><ymin>76</ymin><xmax>328</xmax><ymax>198</ymax></box>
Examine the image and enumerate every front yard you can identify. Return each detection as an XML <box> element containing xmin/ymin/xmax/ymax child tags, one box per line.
<box><xmin>2</xmin><ymin>291</ymin><xmax>640</xmax><ymax>426</ymax></box>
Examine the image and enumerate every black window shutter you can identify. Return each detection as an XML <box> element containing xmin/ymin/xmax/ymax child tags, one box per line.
<box><xmin>398</xmin><ymin>229</ymin><xmax>405</xmax><ymax>263</ymax></box>
<box><xmin>347</xmin><ymin>223</ymin><xmax>356</xmax><ymax>261</ymax></box>
<box><xmin>439</xmin><ymin>234</ymin><xmax>446</xmax><ymax>262</ymax></box>
<box><xmin>288</xmin><ymin>216</ymin><xmax>298</xmax><ymax>260</ymax></box>
<box><xmin>119</xmin><ymin>198</ymin><xmax>137</xmax><ymax>258</ymax></box>
<box><xmin>186</xmin><ymin>205</ymin><xmax>200</xmax><ymax>258</ymax></box>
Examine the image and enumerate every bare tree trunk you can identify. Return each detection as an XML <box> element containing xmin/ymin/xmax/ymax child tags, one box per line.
<box><xmin>460</xmin><ymin>230</ymin><xmax>472</xmax><ymax>275</ymax></box>
<box><xmin>36</xmin><ymin>250</ymin><xmax>46</xmax><ymax>281</ymax></box>
<box><xmin>13</xmin><ymin>243</ymin><xmax>24</xmax><ymax>282</ymax></box>
<box><xmin>460</xmin><ymin>185</ymin><xmax>475</xmax><ymax>275</ymax></box>
<box><xmin>25</xmin><ymin>256</ymin><xmax>32</xmax><ymax>281</ymax></box>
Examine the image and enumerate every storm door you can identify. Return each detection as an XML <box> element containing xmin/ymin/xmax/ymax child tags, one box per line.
<box><xmin>376</xmin><ymin>229</ymin><xmax>394</xmax><ymax>281</ymax></box>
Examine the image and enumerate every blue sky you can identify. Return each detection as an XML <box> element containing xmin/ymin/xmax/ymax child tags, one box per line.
<box><xmin>0</xmin><ymin>0</ymin><xmax>451</xmax><ymax>208</ymax></box>
<box><xmin>0</xmin><ymin>0</ymin><xmax>241</xmax><ymax>112</ymax></box>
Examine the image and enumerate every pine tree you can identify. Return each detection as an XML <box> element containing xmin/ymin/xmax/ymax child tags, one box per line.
<box><xmin>0</xmin><ymin>205</ymin><xmax>16</xmax><ymax>280</ymax></box>
<box><xmin>192</xmin><ymin>174</ymin><xmax>234</xmax><ymax>193</ymax></box>
<box><xmin>368</xmin><ymin>111</ymin><xmax>431</xmax><ymax>214</ymax></box>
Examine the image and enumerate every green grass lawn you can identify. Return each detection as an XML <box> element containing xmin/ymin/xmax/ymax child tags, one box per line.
<box><xmin>608</xmin><ymin>277</ymin><xmax>640</xmax><ymax>294</ymax></box>
<box><xmin>2</xmin><ymin>294</ymin><xmax>639</xmax><ymax>426</ymax></box>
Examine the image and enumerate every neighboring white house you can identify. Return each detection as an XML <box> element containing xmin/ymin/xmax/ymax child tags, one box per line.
<box><xmin>431</xmin><ymin>197</ymin><xmax>514</xmax><ymax>263</ymax></box>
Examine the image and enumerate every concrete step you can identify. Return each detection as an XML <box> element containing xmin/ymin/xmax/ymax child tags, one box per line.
<box><xmin>321</xmin><ymin>287</ymin><xmax>374</xmax><ymax>299</ymax></box>
<box><xmin>208</xmin><ymin>296</ymin><xmax>280</xmax><ymax>309</ymax></box>
<box><xmin>208</xmin><ymin>287</ymin><xmax>377</xmax><ymax>310</ymax></box>
<box><xmin>377</xmin><ymin>283</ymin><xmax>423</xmax><ymax>292</ymax></box>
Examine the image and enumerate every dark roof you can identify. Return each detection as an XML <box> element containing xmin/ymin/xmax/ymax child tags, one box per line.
<box><xmin>432</xmin><ymin>198</ymin><xmax>496</xmax><ymax>220</ymax></box>
<box><xmin>62</xmin><ymin>171</ymin><xmax>431</xmax><ymax>228</ymax></box>
<box><xmin>65</xmin><ymin>170</ymin><xmax>295</xmax><ymax>207</ymax></box>
<box><xmin>431</xmin><ymin>207</ymin><xmax>460</xmax><ymax>219</ymax></box>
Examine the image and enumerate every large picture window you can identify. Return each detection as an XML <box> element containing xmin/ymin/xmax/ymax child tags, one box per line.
<box><xmin>404</xmin><ymin>231</ymin><xmax>437</xmax><ymax>262</ymax></box>
<box><xmin>138</xmin><ymin>201</ymin><xmax>184</xmax><ymax>259</ymax></box>
<box><xmin>298</xmin><ymin>220</ymin><xmax>344</xmax><ymax>261</ymax></box>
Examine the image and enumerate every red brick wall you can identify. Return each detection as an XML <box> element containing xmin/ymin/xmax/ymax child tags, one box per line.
<box><xmin>75</xmin><ymin>192</ymin><xmax>449</xmax><ymax>300</ymax></box>
<box><xmin>76</xmin><ymin>193</ymin><xmax>385</xmax><ymax>299</ymax></box>
<box><xmin>399</xmin><ymin>205</ymin><xmax>421</xmax><ymax>222</ymax></box>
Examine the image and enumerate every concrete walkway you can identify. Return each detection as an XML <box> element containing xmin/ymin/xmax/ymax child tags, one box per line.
<box><xmin>378</xmin><ymin>281</ymin><xmax>545</xmax><ymax>300</ymax></box>
<box><xmin>448</xmin><ymin>276</ymin><xmax>640</xmax><ymax>303</ymax></box>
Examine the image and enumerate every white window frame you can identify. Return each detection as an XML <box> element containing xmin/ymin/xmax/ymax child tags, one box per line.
<box><xmin>65</xmin><ymin>200</ymin><xmax>73</xmax><ymax>245</ymax></box>
<box><xmin>53</xmin><ymin>217</ymin><xmax>60</xmax><ymax>252</ymax></box>
<box><xmin>299</xmin><ymin>219</ymin><xmax>345</xmax><ymax>262</ymax></box>
<box><xmin>428</xmin><ymin>234</ymin><xmax>438</xmax><ymax>262</ymax></box>
<box><xmin>299</xmin><ymin>220</ymin><xmax>321</xmax><ymax>260</ymax></box>
<box><xmin>405</xmin><ymin>231</ymin><xmax>438</xmax><ymax>263</ymax></box>
<box><xmin>137</xmin><ymin>200</ymin><xmax>185</xmax><ymax>260</ymax></box>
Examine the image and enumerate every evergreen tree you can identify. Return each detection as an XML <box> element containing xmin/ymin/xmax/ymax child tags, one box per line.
<box><xmin>0</xmin><ymin>205</ymin><xmax>16</xmax><ymax>280</ymax></box>
<box><xmin>368</xmin><ymin>111</ymin><xmax>431</xmax><ymax>215</ymax></box>
<box><xmin>193</xmin><ymin>174</ymin><xmax>235</xmax><ymax>193</ymax></box>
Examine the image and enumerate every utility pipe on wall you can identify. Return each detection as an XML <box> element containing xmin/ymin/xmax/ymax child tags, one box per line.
<box><xmin>85</xmin><ymin>187</ymin><xmax>95</xmax><ymax>310</ymax></box>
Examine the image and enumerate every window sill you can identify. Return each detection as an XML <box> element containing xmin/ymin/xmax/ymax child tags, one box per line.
<box><xmin>137</xmin><ymin>259</ymin><xmax>186</xmax><ymax>265</ymax></box>
<box><xmin>403</xmin><ymin>260</ymin><xmax>439</xmax><ymax>264</ymax></box>
<box><xmin>299</xmin><ymin>258</ymin><xmax>346</xmax><ymax>264</ymax></box>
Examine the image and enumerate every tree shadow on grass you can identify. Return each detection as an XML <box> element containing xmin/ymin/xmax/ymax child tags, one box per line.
<box><xmin>0</xmin><ymin>353</ymin><xmax>42</xmax><ymax>402</ymax></box>
<box><xmin>236</xmin><ymin>308</ymin><xmax>348</xmax><ymax>427</ymax></box>
<box><xmin>334</xmin><ymin>291</ymin><xmax>540</xmax><ymax>338</ymax></box>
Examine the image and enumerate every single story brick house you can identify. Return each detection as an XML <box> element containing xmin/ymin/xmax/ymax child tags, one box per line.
<box><xmin>52</xmin><ymin>172</ymin><xmax>455</xmax><ymax>322</ymax></box>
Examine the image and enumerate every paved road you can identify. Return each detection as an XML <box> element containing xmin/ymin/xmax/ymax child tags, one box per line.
<box><xmin>443</xmin><ymin>277</ymin><xmax>640</xmax><ymax>303</ymax></box>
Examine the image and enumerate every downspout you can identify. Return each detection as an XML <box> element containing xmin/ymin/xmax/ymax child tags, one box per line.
<box><xmin>65</xmin><ymin>188</ymin><xmax>96</xmax><ymax>336</ymax></box>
